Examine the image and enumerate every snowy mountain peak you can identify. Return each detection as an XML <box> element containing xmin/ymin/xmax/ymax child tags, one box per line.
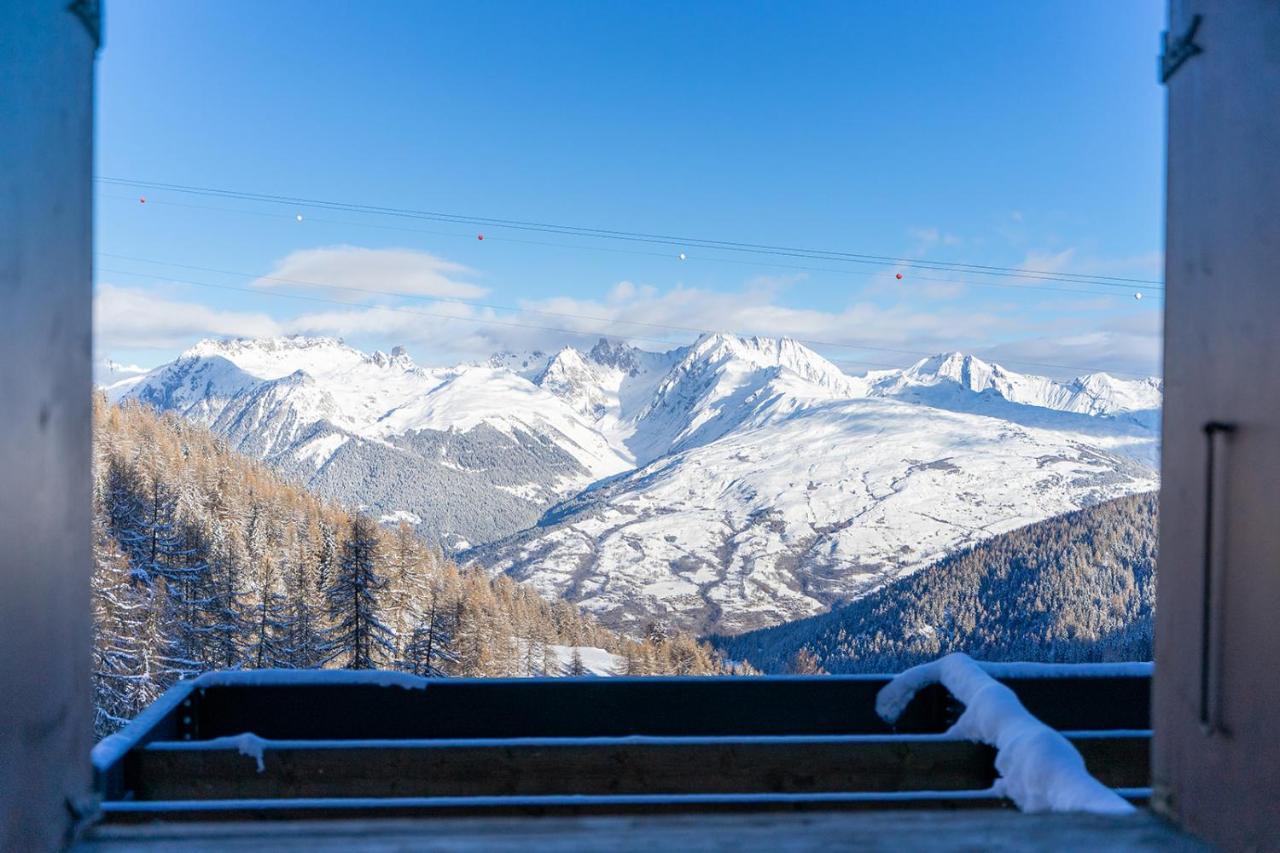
<box><xmin>486</xmin><ymin>349</ymin><xmax>552</xmax><ymax>379</ymax></box>
<box><xmin>543</xmin><ymin>345</ymin><xmax>589</xmax><ymax>373</ymax></box>
<box><xmin>904</xmin><ymin>352</ymin><xmax>1000</xmax><ymax>391</ymax></box>
<box><xmin>1061</xmin><ymin>372</ymin><xmax>1163</xmax><ymax>416</ymax></box>
<box><xmin>178</xmin><ymin>336</ymin><xmax>440</xmax><ymax>388</ymax></box>
<box><xmin>370</xmin><ymin>346</ymin><xmax>416</xmax><ymax>370</ymax></box>
<box><xmin>680</xmin><ymin>333</ymin><xmax>859</xmax><ymax>395</ymax></box>
<box><xmin>184</xmin><ymin>335</ymin><xmax>354</xmax><ymax>360</ymax></box>
<box><xmin>533</xmin><ymin>347</ymin><xmax>615</xmax><ymax>421</ymax></box>
<box><xmin>587</xmin><ymin>338</ymin><xmax>645</xmax><ymax>375</ymax></box>
<box><xmin>874</xmin><ymin>352</ymin><xmax>1160</xmax><ymax>418</ymax></box>
<box><xmin>617</xmin><ymin>334</ymin><xmax>862</xmax><ymax>464</ymax></box>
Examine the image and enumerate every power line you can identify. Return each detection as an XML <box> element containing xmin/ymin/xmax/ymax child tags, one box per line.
<box><xmin>97</xmin><ymin>176</ymin><xmax>1164</xmax><ymax>291</ymax></box>
<box><xmin>99</xmin><ymin>192</ymin><xmax>1163</xmax><ymax>301</ymax></box>
<box><xmin>95</xmin><ymin>260</ymin><xmax>1157</xmax><ymax>378</ymax></box>
<box><xmin>95</xmin><ymin>251</ymin><xmax>1157</xmax><ymax>350</ymax></box>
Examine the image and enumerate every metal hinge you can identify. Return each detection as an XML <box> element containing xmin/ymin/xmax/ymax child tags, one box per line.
<box><xmin>1160</xmin><ymin>14</ymin><xmax>1203</xmax><ymax>84</ymax></box>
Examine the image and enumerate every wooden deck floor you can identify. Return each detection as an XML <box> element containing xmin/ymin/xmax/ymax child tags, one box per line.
<box><xmin>77</xmin><ymin>809</ymin><xmax>1206</xmax><ymax>852</ymax></box>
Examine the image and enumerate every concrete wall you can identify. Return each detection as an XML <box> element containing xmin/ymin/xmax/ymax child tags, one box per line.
<box><xmin>1154</xmin><ymin>1</ymin><xmax>1280</xmax><ymax>848</ymax></box>
<box><xmin>0</xmin><ymin>1</ymin><xmax>98</xmax><ymax>849</ymax></box>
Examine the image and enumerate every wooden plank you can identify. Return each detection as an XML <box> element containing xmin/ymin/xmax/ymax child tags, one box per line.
<box><xmin>77</xmin><ymin>808</ymin><xmax>1206</xmax><ymax>851</ymax></box>
<box><xmin>188</xmin><ymin>679</ymin><xmax>944</xmax><ymax>740</ymax></box>
<box><xmin>1069</xmin><ymin>733</ymin><xmax>1151</xmax><ymax>790</ymax></box>
<box><xmin>97</xmin><ymin>791</ymin><xmax>1019</xmax><ymax>824</ymax></box>
<box><xmin>1001</xmin><ymin>677</ymin><xmax>1150</xmax><ymax>731</ymax></box>
<box><xmin>129</xmin><ymin>737</ymin><xmax>1001</xmax><ymax>800</ymax></box>
<box><xmin>184</xmin><ymin>673</ymin><xmax>1149</xmax><ymax>743</ymax></box>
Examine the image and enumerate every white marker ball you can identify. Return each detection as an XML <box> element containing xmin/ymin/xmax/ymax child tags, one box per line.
<box><xmin>1134</xmin><ymin>292</ymin><xmax>1143</xmax><ymax>300</ymax></box>
<box><xmin>678</xmin><ymin>252</ymin><xmax>687</xmax><ymax>261</ymax></box>
<box><xmin>296</xmin><ymin>214</ymin><xmax>304</xmax><ymax>222</ymax></box>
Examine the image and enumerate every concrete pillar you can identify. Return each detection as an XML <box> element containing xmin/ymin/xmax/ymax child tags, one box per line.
<box><xmin>0</xmin><ymin>0</ymin><xmax>99</xmax><ymax>848</ymax></box>
<box><xmin>1154</xmin><ymin>1</ymin><xmax>1280</xmax><ymax>847</ymax></box>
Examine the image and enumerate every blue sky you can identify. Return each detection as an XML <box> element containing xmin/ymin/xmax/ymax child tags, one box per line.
<box><xmin>94</xmin><ymin>0</ymin><xmax>1166</xmax><ymax>379</ymax></box>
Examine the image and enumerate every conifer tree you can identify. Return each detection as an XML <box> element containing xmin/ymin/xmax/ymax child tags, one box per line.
<box><xmin>399</xmin><ymin>580</ymin><xmax>457</xmax><ymax>676</ymax></box>
<box><xmin>281</xmin><ymin>535</ymin><xmax>329</xmax><ymax>668</ymax></box>
<box><xmin>326</xmin><ymin>515</ymin><xmax>395</xmax><ymax>669</ymax></box>
<box><xmin>313</xmin><ymin>521</ymin><xmax>337</xmax><ymax>593</ymax></box>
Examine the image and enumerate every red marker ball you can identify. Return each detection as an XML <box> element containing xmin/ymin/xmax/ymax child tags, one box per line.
<box><xmin>895</xmin><ymin>273</ymin><xmax>903</xmax><ymax>280</ymax></box>
<box><xmin>477</xmin><ymin>234</ymin><xmax>484</xmax><ymax>241</ymax></box>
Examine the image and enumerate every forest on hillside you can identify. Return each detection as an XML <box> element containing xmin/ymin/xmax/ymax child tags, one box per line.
<box><xmin>716</xmin><ymin>492</ymin><xmax>1158</xmax><ymax>674</ymax></box>
<box><xmin>92</xmin><ymin>399</ymin><xmax>731</xmax><ymax>737</ymax></box>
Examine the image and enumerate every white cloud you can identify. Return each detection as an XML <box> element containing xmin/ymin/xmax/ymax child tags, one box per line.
<box><xmin>979</xmin><ymin>310</ymin><xmax>1162</xmax><ymax>379</ymax></box>
<box><xmin>1019</xmin><ymin>248</ymin><xmax>1076</xmax><ymax>275</ymax></box>
<box><xmin>94</xmin><ymin>284</ymin><xmax>282</xmax><ymax>350</ymax></box>
<box><xmin>1068</xmin><ymin>250</ymin><xmax>1163</xmax><ymax>279</ymax></box>
<box><xmin>410</xmin><ymin>281</ymin><xmax>1006</xmax><ymax>368</ymax></box>
<box><xmin>908</xmin><ymin>226</ymin><xmax>941</xmax><ymax>245</ymax></box>
<box><xmin>918</xmin><ymin>281</ymin><xmax>968</xmax><ymax>300</ymax></box>
<box><xmin>95</xmin><ymin>259</ymin><xmax>1163</xmax><ymax>381</ymax></box>
<box><xmin>906</xmin><ymin>226</ymin><xmax>964</xmax><ymax>258</ymax></box>
<box><xmin>1017</xmin><ymin>247</ymin><xmax>1163</xmax><ymax>281</ymax></box>
<box><xmin>259</xmin><ymin>276</ymin><xmax>991</xmax><ymax>369</ymax></box>
<box><xmin>1031</xmin><ymin>295</ymin><xmax>1119</xmax><ymax>313</ymax></box>
<box><xmin>252</xmin><ymin>245</ymin><xmax>486</xmax><ymax>301</ymax></box>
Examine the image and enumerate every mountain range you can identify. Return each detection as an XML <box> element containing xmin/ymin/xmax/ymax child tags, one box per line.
<box><xmin>109</xmin><ymin>334</ymin><xmax>1161</xmax><ymax>635</ymax></box>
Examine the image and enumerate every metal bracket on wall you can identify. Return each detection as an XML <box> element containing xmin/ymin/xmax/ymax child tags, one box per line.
<box><xmin>1160</xmin><ymin>14</ymin><xmax>1203</xmax><ymax>84</ymax></box>
<box><xmin>67</xmin><ymin>0</ymin><xmax>102</xmax><ymax>50</ymax></box>
<box><xmin>1200</xmin><ymin>420</ymin><xmax>1236</xmax><ymax>737</ymax></box>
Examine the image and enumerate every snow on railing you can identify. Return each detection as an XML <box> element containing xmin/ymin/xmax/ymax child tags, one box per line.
<box><xmin>91</xmin><ymin>669</ymin><xmax>433</xmax><ymax>772</ymax></box>
<box><xmin>876</xmin><ymin>652</ymin><xmax>1136</xmax><ymax>815</ymax></box>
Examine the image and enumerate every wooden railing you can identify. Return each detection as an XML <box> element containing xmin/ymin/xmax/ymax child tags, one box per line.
<box><xmin>93</xmin><ymin>665</ymin><xmax>1152</xmax><ymax>821</ymax></box>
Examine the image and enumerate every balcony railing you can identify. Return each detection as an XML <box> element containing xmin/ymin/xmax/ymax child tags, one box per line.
<box><xmin>92</xmin><ymin>664</ymin><xmax>1152</xmax><ymax>823</ymax></box>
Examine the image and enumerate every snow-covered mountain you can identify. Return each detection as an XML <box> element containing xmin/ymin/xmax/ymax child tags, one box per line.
<box><xmin>113</xmin><ymin>337</ymin><xmax>631</xmax><ymax>549</ymax></box>
<box><xmin>867</xmin><ymin>352</ymin><xmax>1162</xmax><ymax>421</ymax></box>
<box><xmin>114</xmin><ymin>334</ymin><xmax>1161</xmax><ymax>635</ymax></box>
<box><xmin>466</xmin><ymin>339</ymin><xmax>1159</xmax><ymax>635</ymax></box>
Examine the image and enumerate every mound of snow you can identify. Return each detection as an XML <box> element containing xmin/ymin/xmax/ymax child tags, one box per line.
<box><xmin>876</xmin><ymin>653</ymin><xmax>1134</xmax><ymax>814</ymax></box>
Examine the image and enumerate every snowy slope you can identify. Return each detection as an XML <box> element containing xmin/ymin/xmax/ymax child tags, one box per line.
<box><xmin>462</xmin><ymin>337</ymin><xmax>1158</xmax><ymax>635</ymax></box>
<box><xmin>547</xmin><ymin>644</ymin><xmax>624</xmax><ymax>676</ymax></box>
<box><xmin>467</xmin><ymin>391</ymin><xmax>1158</xmax><ymax>635</ymax></box>
<box><xmin>116</xmin><ymin>333</ymin><xmax>1161</xmax><ymax>636</ymax></box>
